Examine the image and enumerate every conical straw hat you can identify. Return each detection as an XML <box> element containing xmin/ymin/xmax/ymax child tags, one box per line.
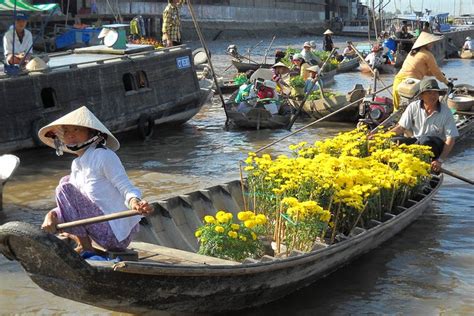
<box><xmin>26</xmin><ymin>57</ymin><xmax>48</xmax><ymax>72</ymax></box>
<box><xmin>307</xmin><ymin>65</ymin><xmax>320</xmax><ymax>73</ymax></box>
<box><xmin>412</xmin><ymin>32</ymin><xmax>444</xmax><ymax>50</ymax></box>
<box><xmin>38</xmin><ymin>106</ymin><xmax>120</xmax><ymax>154</ymax></box>
<box><xmin>323</xmin><ymin>29</ymin><xmax>334</xmax><ymax>35</ymax></box>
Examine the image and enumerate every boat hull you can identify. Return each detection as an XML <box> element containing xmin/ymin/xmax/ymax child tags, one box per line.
<box><xmin>336</xmin><ymin>58</ymin><xmax>359</xmax><ymax>73</ymax></box>
<box><xmin>460</xmin><ymin>50</ymin><xmax>474</xmax><ymax>59</ymax></box>
<box><xmin>0</xmin><ymin>176</ymin><xmax>442</xmax><ymax>313</ymax></box>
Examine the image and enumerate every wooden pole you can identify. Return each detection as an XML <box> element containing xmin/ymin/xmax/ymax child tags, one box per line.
<box><xmin>441</xmin><ymin>168</ymin><xmax>474</xmax><ymax>185</ymax></box>
<box><xmin>57</xmin><ymin>210</ymin><xmax>140</xmax><ymax>230</ymax></box>
<box><xmin>255</xmin><ymin>84</ymin><xmax>393</xmax><ymax>154</ymax></box>
<box><xmin>263</xmin><ymin>35</ymin><xmax>276</xmax><ymax>65</ymax></box>
<box><xmin>187</xmin><ymin>0</ymin><xmax>229</xmax><ymax>126</ymax></box>
<box><xmin>286</xmin><ymin>48</ymin><xmax>337</xmax><ymax>131</ymax></box>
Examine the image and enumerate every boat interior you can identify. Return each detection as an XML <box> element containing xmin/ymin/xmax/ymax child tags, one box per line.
<box><xmin>84</xmin><ymin>176</ymin><xmax>442</xmax><ymax>271</ymax></box>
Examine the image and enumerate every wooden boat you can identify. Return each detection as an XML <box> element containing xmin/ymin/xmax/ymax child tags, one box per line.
<box><xmin>447</xmin><ymin>84</ymin><xmax>474</xmax><ymax>111</ymax></box>
<box><xmin>336</xmin><ymin>57</ymin><xmax>359</xmax><ymax>73</ymax></box>
<box><xmin>0</xmin><ymin>44</ymin><xmax>212</xmax><ymax>154</ymax></box>
<box><xmin>289</xmin><ymin>84</ymin><xmax>367</xmax><ymax>122</ymax></box>
<box><xmin>231</xmin><ymin>59</ymin><xmax>272</xmax><ymax>72</ymax></box>
<box><xmin>0</xmin><ymin>176</ymin><xmax>444</xmax><ymax>313</ymax></box>
<box><xmin>460</xmin><ymin>49</ymin><xmax>474</xmax><ymax>59</ymax></box>
<box><xmin>359</xmin><ymin>61</ymin><xmax>396</xmax><ymax>74</ymax></box>
<box><xmin>224</xmin><ymin>93</ymin><xmax>291</xmax><ymax>130</ymax></box>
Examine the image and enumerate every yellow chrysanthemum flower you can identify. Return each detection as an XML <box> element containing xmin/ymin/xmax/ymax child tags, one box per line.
<box><xmin>214</xmin><ymin>226</ymin><xmax>225</xmax><ymax>233</ymax></box>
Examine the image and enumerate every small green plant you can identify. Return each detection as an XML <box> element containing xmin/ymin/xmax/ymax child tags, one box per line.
<box><xmin>233</xmin><ymin>73</ymin><xmax>248</xmax><ymax>86</ymax></box>
<box><xmin>307</xmin><ymin>90</ymin><xmax>340</xmax><ymax>101</ymax></box>
<box><xmin>289</xmin><ymin>75</ymin><xmax>305</xmax><ymax>88</ymax></box>
<box><xmin>195</xmin><ymin>211</ymin><xmax>267</xmax><ymax>261</ymax></box>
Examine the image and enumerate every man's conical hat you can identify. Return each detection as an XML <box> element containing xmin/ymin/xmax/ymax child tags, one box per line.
<box><xmin>38</xmin><ymin>106</ymin><xmax>120</xmax><ymax>154</ymax></box>
<box><xmin>412</xmin><ymin>32</ymin><xmax>444</xmax><ymax>50</ymax></box>
<box><xmin>323</xmin><ymin>29</ymin><xmax>334</xmax><ymax>35</ymax></box>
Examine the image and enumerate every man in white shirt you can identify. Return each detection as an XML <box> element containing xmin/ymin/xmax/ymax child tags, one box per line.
<box><xmin>3</xmin><ymin>12</ymin><xmax>33</xmax><ymax>65</ymax></box>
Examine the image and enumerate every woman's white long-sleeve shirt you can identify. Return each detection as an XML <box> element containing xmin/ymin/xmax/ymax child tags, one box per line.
<box><xmin>69</xmin><ymin>145</ymin><xmax>142</xmax><ymax>242</ymax></box>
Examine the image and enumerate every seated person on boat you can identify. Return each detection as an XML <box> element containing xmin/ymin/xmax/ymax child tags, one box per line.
<box><xmin>3</xmin><ymin>12</ymin><xmax>32</xmax><ymax>65</ymax></box>
<box><xmin>304</xmin><ymin>65</ymin><xmax>321</xmax><ymax>94</ymax></box>
<box><xmin>300</xmin><ymin>41</ymin><xmax>322</xmax><ymax>66</ymax></box>
<box><xmin>446</xmin><ymin>38</ymin><xmax>460</xmax><ymax>58</ymax></box>
<box><xmin>342</xmin><ymin>41</ymin><xmax>356</xmax><ymax>59</ymax></box>
<box><xmin>271</xmin><ymin>62</ymin><xmax>290</xmax><ymax>94</ymax></box>
<box><xmin>382</xmin><ymin>32</ymin><xmax>396</xmax><ymax>62</ymax></box>
<box><xmin>365</xmin><ymin>44</ymin><xmax>386</xmax><ymax>68</ymax></box>
<box><xmin>39</xmin><ymin>107</ymin><xmax>154</xmax><ymax>253</ymax></box>
<box><xmin>395</xmin><ymin>25</ymin><xmax>414</xmax><ymax>54</ymax></box>
<box><xmin>236</xmin><ymin>79</ymin><xmax>280</xmax><ymax>114</ymax></box>
<box><xmin>462</xmin><ymin>36</ymin><xmax>473</xmax><ymax>51</ymax></box>
<box><xmin>390</xmin><ymin>78</ymin><xmax>459</xmax><ymax>173</ymax></box>
<box><xmin>291</xmin><ymin>53</ymin><xmax>310</xmax><ymax>80</ymax></box>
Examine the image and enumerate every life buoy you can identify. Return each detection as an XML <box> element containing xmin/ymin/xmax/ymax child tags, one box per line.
<box><xmin>31</xmin><ymin>118</ymin><xmax>46</xmax><ymax>146</ymax></box>
<box><xmin>137</xmin><ymin>114</ymin><xmax>154</xmax><ymax>140</ymax></box>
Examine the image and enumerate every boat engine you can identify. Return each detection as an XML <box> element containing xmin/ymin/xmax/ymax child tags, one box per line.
<box><xmin>358</xmin><ymin>95</ymin><xmax>394</xmax><ymax>130</ymax></box>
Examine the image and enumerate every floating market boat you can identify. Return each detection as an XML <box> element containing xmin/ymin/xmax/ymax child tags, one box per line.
<box><xmin>0</xmin><ymin>42</ymin><xmax>212</xmax><ymax>154</ymax></box>
<box><xmin>336</xmin><ymin>58</ymin><xmax>359</xmax><ymax>73</ymax></box>
<box><xmin>224</xmin><ymin>91</ymin><xmax>291</xmax><ymax>130</ymax></box>
<box><xmin>359</xmin><ymin>62</ymin><xmax>396</xmax><ymax>74</ymax></box>
<box><xmin>447</xmin><ymin>84</ymin><xmax>474</xmax><ymax>111</ymax></box>
<box><xmin>0</xmin><ymin>176</ymin><xmax>444</xmax><ymax>313</ymax></box>
<box><xmin>460</xmin><ymin>49</ymin><xmax>474</xmax><ymax>59</ymax></box>
<box><xmin>288</xmin><ymin>85</ymin><xmax>367</xmax><ymax>122</ymax></box>
<box><xmin>1</xmin><ymin>116</ymin><xmax>473</xmax><ymax>314</ymax></box>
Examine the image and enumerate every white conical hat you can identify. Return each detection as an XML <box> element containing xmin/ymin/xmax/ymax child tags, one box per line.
<box><xmin>38</xmin><ymin>106</ymin><xmax>120</xmax><ymax>154</ymax></box>
<box><xmin>323</xmin><ymin>29</ymin><xmax>334</xmax><ymax>35</ymax></box>
<box><xmin>412</xmin><ymin>32</ymin><xmax>444</xmax><ymax>50</ymax></box>
<box><xmin>307</xmin><ymin>65</ymin><xmax>320</xmax><ymax>73</ymax></box>
<box><xmin>26</xmin><ymin>57</ymin><xmax>48</xmax><ymax>72</ymax></box>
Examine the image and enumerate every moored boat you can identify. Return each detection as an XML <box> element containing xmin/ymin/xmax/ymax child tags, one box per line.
<box><xmin>0</xmin><ymin>175</ymin><xmax>443</xmax><ymax>313</ymax></box>
<box><xmin>0</xmin><ymin>44</ymin><xmax>212</xmax><ymax>154</ymax></box>
<box><xmin>336</xmin><ymin>57</ymin><xmax>359</xmax><ymax>73</ymax></box>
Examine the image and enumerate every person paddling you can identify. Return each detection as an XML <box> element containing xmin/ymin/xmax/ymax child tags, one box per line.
<box><xmin>40</xmin><ymin>106</ymin><xmax>153</xmax><ymax>253</ymax></box>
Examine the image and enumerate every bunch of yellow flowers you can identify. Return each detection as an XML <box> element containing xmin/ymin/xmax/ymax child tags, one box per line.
<box><xmin>244</xmin><ymin>129</ymin><xmax>433</xmax><ymax>249</ymax></box>
<box><xmin>196</xmin><ymin>210</ymin><xmax>267</xmax><ymax>261</ymax></box>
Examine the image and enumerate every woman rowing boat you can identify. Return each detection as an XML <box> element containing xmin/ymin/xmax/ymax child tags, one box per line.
<box><xmin>39</xmin><ymin>106</ymin><xmax>153</xmax><ymax>253</ymax></box>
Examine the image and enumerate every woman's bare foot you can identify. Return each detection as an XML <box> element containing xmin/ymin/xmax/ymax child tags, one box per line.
<box><xmin>59</xmin><ymin>233</ymin><xmax>94</xmax><ymax>253</ymax></box>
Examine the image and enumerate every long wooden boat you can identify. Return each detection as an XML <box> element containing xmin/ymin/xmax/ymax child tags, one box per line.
<box><xmin>0</xmin><ymin>45</ymin><xmax>212</xmax><ymax>154</ymax></box>
<box><xmin>359</xmin><ymin>61</ymin><xmax>397</xmax><ymax>74</ymax></box>
<box><xmin>232</xmin><ymin>60</ymin><xmax>336</xmax><ymax>87</ymax></box>
<box><xmin>336</xmin><ymin>58</ymin><xmax>359</xmax><ymax>73</ymax></box>
<box><xmin>0</xmin><ymin>175</ymin><xmax>443</xmax><ymax>314</ymax></box>
<box><xmin>224</xmin><ymin>92</ymin><xmax>291</xmax><ymax>130</ymax></box>
<box><xmin>288</xmin><ymin>85</ymin><xmax>366</xmax><ymax>122</ymax></box>
<box><xmin>460</xmin><ymin>49</ymin><xmax>474</xmax><ymax>59</ymax></box>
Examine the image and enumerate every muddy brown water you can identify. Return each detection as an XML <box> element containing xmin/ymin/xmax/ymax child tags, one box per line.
<box><xmin>1</xmin><ymin>37</ymin><xmax>473</xmax><ymax>315</ymax></box>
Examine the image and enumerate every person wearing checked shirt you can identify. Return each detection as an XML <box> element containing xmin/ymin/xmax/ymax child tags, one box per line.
<box><xmin>162</xmin><ymin>0</ymin><xmax>185</xmax><ymax>47</ymax></box>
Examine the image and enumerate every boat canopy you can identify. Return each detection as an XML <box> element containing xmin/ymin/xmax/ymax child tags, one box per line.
<box><xmin>0</xmin><ymin>0</ymin><xmax>59</xmax><ymax>11</ymax></box>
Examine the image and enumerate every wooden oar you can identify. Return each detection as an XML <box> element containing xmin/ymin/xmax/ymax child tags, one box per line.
<box><xmin>441</xmin><ymin>168</ymin><xmax>474</xmax><ymax>185</ymax></box>
<box><xmin>56</xmin><ymin>210</ymin><xmax>140</xmax><ymax>230</ymax></box>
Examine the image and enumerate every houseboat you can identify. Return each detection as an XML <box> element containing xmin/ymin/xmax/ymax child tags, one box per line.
<box><xmin>0</xmin><ymin>43</ymin><xmax>212</xmax><ymax>154</ymax></box>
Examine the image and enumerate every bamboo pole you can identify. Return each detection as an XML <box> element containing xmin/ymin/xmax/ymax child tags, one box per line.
<box><xmin>57</xmin><ymin>210</ymin><xmax>140</xmax><ymax>230</ymax></box>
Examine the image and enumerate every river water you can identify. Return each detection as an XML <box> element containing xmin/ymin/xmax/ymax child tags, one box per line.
<box><xmin>0</xmin><ymin>36</ymin><xmax>473</xmax><ymax>315</ymax></box>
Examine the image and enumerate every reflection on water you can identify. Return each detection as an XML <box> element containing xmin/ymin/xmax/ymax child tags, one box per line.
<box><xmin>0</xmin><ymin>37</ymin><xmax>473</xmax><ymax>314</ymax></box>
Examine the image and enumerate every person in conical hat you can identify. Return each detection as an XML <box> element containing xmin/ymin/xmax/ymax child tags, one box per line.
<box><xmin>304</xmin><ymin>65</ymin><xmax>321</xmax><ymax>94</ymax></box>
<box><xmin>271</xmin><ymin>62</ymin><xmax>291</xmax><ymax>93</ymax></box>
<box><xmin>40</xmin><ymin>106</ymin><xmax>153</xmax><ymax>253</ymax></box>
<box><xmin>391</xmin><ymin>31</ymin><xmax>449</xmax><ymax>110</ymax></box>
<box><xmin>322</xmin><ymin>29</ymin><xmax>334</xmax><ymax>52</ymax></box>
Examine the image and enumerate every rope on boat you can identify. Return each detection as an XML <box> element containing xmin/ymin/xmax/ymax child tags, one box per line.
<box><xmin>255</xmin><ymin>84</ymin><xmax>393</xmax><ymax>154</ymax></box>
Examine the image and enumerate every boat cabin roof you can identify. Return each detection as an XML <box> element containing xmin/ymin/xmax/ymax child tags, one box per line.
<box><xmin>0</xmin><ymin>44</ymin><xmax>187</xmax><ymax>81</ymax></box>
